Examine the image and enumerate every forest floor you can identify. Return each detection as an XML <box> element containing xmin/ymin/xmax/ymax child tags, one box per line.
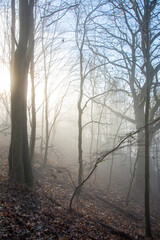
<box><xmin>0</xmin><ymin>148</ymin><xmax>160</xmax><ymax>239</ymax></box>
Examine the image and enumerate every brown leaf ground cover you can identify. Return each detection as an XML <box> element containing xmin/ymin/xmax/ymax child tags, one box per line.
<box><xmin>0</xmin><ymin>150</ymin><xmax>159</xmax><ymax>240</ymax></box>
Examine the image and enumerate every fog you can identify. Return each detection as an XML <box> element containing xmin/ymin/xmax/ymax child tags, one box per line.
<box><xmin>0</xmin><ymin>67</ymin><xmax>160</xmax><ymax>201</ymax></box>
<box><xmin>0</xmin><ymin>0</ymin><xmax>160</xmax><ymax>213</ymax></box>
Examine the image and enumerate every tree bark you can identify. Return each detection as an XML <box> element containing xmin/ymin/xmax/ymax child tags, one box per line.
<box><xmin>9</xmin><ymin>0</ymin><xmax>34</xmax><ymax>187</ymax></box>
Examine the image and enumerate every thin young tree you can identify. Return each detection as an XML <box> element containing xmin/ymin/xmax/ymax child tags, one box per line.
<box><xmin>73</xmin><ymin>1</ymin><xmax>105</xmax><ymax>188</ymax></box>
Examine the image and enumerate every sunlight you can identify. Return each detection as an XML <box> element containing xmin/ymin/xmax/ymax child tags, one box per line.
<box><xmin>0</xmin><ymin>65</ymin><xmax>10</xmax><ymax>93</ymax></box>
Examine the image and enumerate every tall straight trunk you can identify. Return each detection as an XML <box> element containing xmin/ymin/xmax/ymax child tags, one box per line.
<box><xmin>78</xmin><ymin>50</ymin><xmax>84</xmax><ymax>186</ymax></box>
<box><xmin>135</xmin><ymin>131</ymin><xmax>145</xmax><ymax>189</ymax></box>
<box><xmin>29</xmin><ymin>54</ymin><xmax>36</xmax><ymax>164</ymax></box>
<box><xmin>144</xmin><ymin>74</ymin><xmax>151</xmax><ymax>237</ymax></box>
<box><xmin>89</xmin><ymin>98</ymin><xmax>94</xmax><ymax>165</ymax></box>
<box><xmin>29</xmin><ymin>4</ymin><xmax>36</xmax><ymax>164</ymax></box>
<box><xmin>142</xmin><ymin>0</ymin><xmax>152</xmax><ymax>236</ymax></box>
<box><xmin>11</xmin><ymin>0</ymin><xmax>15</xmax><ymax>63</ymax></box>
<box><xmin>43</xmin><ymin>74</ymin><xmax>49</xmax><ymax>166</ymax></box>
<box><xmin>40</xmin><ymin>102</ymin><xmax>44</xmax><ymax>162</ymax></box>
<box><xmin>78</xmin><ymin>100</ymin><xmax>83</xmax><ymax>186</ymax></box>
<box><xmin>9</xmin><ymin>0</ymin><xmax>15</xmax><ymax>176</ymax></box>
<box><xmin>42</xmin><ymin>35</ymin><xmax>49</xmax><ymax>167</ymax></box>
<box><xmin>43</xmin><ymin>93</ymin><xmax>49</xmax><ymax>167</ymax></box>
<box><xmin>9</xmin><ymin>0</ymin><xmax>34</xmax><ymax>187</ymax></box>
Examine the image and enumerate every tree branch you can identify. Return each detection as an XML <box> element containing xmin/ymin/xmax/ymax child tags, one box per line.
<box><xmin>69</xmin><ymin>116</ymin><xmax>160</xmax><ymax>210</ymax></box>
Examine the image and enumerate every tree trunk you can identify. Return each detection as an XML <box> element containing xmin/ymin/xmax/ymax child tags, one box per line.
<box><xmin>9</xmin><ymin>49</ymin><xmax>33</xmax><ymax>186</ymax></box>
<box><xmin>77</xmin><ymin>50</ymin><xmax>84</xmax><ymax>187</ymax></box>
<box><xmin>29</xmin><ymin>55</ymin><xmax>36</xmax><ymax>164</ymax></box>
<box><xmin>143</xmin><ymin>0</ymin><xmax>152</xmax><ymax>236</ymax></box>
<box><xmin>9</xmin><ymin>0</ymin><xmax>34</xmax><ymax>187</ymax></box>
<box><xmin>78</xmin><ymin>104</ymin><xmax>83</xmax><ymax>186</ymax></box>
<box><xmin>43</xmin><ymin>78</ymin><xmax>49</xmax><ymax>167</ymax></box>
<box><xmin>133</xmin><ymin>102</ymin><xmax>145</xmax><ymax>190</ymax></box>
<box><xmin>42</xmin><ymin>52</ymin><xmax>49</xmax><ymax>167</ymax></box>
<box><xmin>135</xmin><ymin>131</ymin><xmax>145</xmax><ymax>190</ymax></box>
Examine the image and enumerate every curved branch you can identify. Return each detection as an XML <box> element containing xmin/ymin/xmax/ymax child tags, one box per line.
<box><xmin>69</xmin><ymin>116</ymin><xmax>160</xmax><ymax>210</ymax></box>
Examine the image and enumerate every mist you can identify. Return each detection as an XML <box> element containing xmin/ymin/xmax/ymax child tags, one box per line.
<box><xmin>0</xmin><ymin>0</ymin><xmax>160</xmax><ymax>239</ymax></box>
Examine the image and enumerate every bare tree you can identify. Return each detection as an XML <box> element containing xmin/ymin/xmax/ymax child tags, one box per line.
<box><xmin>87</xmin><ymin>0</ymin><xmax>160</xmax><ymax>236</ymax></box>
<box><xmin>36</xmin><ymin>1</ymin><xmax>72</xmax><ymax>167</ymax></box>
<box><xmin>73</xmin><ymin>1</ymin><xmax>106</xmax><ymax>189</ymax></box>
<box><xmin>88</xmin><ymin>0</ymin><xmax>160</xmax><ymax>191</ymax></box>
<box><xmin>9</xmin><ymin>0</ymin><xmax>35</xmax><ymax>187</ymax></box>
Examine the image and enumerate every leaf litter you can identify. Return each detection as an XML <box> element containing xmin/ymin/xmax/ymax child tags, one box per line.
<box><xmin>0</xmin><ymin>151</ymin><xmax>159</xmax><ymax>240</ymax></box>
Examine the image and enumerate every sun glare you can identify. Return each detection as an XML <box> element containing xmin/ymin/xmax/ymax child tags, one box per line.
<box><xmin>0</xmin><ymin>65</ymin><xmax>10</xmax><ymax>93</ymax></box>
